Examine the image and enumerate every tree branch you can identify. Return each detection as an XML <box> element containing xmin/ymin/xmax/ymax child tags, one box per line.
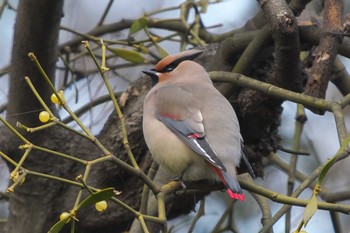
<box><xmin>258</xmin><ymin>0</ymin><xmax>301</xmax><ymax>91</ymax></box>
<box><xmin>305</xmin><ymin>0</ymin><xmax>344</xmax><ymax>103</ymax></box>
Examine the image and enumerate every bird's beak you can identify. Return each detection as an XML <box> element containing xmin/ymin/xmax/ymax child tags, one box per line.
<box><xmin>142</xmin><ymin>69</ymin><xmax>159</xmax><ymax>86</ymax></box>
<box><xmin>142</xmin><ymin>69</ymin><xmax>157</xmax><ymax>77</ymax></box>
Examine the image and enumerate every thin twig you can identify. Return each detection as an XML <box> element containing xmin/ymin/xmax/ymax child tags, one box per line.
<box><xmin>286</xmin><ymin>104</ymin><xmax>306</xmax><ymax>233</ymax></box>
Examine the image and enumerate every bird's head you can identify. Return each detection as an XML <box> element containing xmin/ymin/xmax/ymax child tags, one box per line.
<box><xmin>142</xmin><ymin>49</ymin><xmax>203</xmax><ymax>86</ymax></box>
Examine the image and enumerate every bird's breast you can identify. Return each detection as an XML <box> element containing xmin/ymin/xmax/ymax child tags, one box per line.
<box><xmin>143</xmin><ymin>115</ymin><xmax>217</xmax><ymax>181</ymax></box>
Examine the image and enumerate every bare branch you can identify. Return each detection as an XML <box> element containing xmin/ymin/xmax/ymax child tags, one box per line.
<box><xmin>305</xmin><ymin>0</ymin><xmax>344</xmax><ymax>103</ymax></box>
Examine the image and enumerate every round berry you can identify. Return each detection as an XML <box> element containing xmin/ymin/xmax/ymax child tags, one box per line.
<box><xmin>39</xmin><ymin>111</ymin><xmax>50</xmax><ymax>123</ymax></box>
<box><xmin>95</xmin><ymin>200</ymin><xmax>108</xmax><ymax>212</ymax></box>
<box><xmin>51</xmin><ymin>93</ymin><xmax>59</xmax><ymax>104</ymax></box>
<box><xmin>60</xmin><ymin>212</ymin><xmax>70</xmax><ymax>221</ymax></box>
<box><xmin>50</xmin><ymin>91</ymin><xmax>64</xmax><ymax>104</ymax></box>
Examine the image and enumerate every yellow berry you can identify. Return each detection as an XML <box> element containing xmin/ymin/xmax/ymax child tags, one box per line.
<box><xmin>60</xmin><ymin>212</ymin><xmax>70</xmax><ymax>221</ymax></box>
<box><xmin>95</xmin><ymin>200</ymin><xmax>108</xmax><ymax>212</ymax></box>
<box><xmin>51</xmin><ymin>91</ymin><xmax>65</xmax><ymax>105</ymax></box>
<box><xmin>39</xmin><ymin>111</ymin><xmax>50</xmax><ymax>123</ymax></box>
<box><xmin>51</xmin><ymin>93</ymin><xmax>59</xmax><ymax>104</ymax></box>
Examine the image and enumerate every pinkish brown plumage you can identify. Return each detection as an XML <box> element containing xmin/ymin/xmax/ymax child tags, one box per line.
<box><xmin>142</xmin><ymin>50</ymin><xmax>246</xmax><ymax>201</ymax></box>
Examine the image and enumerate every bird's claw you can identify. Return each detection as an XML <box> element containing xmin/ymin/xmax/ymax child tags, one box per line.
<box><xmin>171</xmin><ymin>176</ymin><xmax>187</xmax><ymax>191</ymax></box>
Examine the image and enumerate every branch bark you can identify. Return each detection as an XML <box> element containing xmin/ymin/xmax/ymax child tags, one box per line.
<box><xmin>228</xmin><ymin>0</ymin><xmax>303</xmax><ymax>176</ymax></box>
<box><xmin>305</xmin><ymin>0</ymin><xmax>344</xmax><ymax>102</ymax></box>
<box><xmin>259</xmin><ymin>0</ymin><xmax>301</xmax><ymax>90</ymax></box>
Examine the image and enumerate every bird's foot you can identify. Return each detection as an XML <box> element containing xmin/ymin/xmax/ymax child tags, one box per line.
<box><xmin>171</xmin><ymin>176</ymin><xmax>187</xmax><ymax>190</ymax></box>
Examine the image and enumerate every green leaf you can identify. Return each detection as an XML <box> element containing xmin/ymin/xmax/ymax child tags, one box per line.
<box><xmin>129</xmin><ymin>17</ymin><xmax>149</xmax><ymax>36</ymax></box>
<box><xmin>318</xmin><ymin>156</ymin><xmax>337</xmax><ymax>185</ymax></box>
<box><xmin>133</xmin><ymin>44</ymin><xmax>150</xmax><ymax>54</ymax></box>
<box><xmin>48</xmin><ymin>188</ymin><xmax>114</xmax><ymax>233</ymax></box>
<box><xmin>48</xmin><ymin>216</ymin><xmax>71</xmax><ymax>233</ymax></box>
<box><xmin>76</xmin><ymin>187</ymin><xmax>114</xmax><ymax>210</ymax></box>
<box><xmin>319</xmin><ymin>134</ymin><xmax>350</xmax><ymax>183</ymax></box>
<box><xmin>303</xmin><ymin>192</ymin><xmax>318</xmax><ymax>227</ymax></box>
<box><xmin>154</xmin><ymin>43</ymin><xmax>168</xmax><ymax>58</ymax></box>
<box><xmin>107</xmin><ymin>47</ymin><xmax>148</xmax><ymax>64</ymax></box>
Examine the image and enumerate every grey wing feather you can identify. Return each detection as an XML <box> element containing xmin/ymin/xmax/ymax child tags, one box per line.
<box><xmin>242</xmin><ymin>150</ymin><xmax>255</xmax><ymax>178</ymax></box>
<box><xmin>156</xmin><ymin>113</ymin><xmax>226</xmax><ymax>171</ymax></box>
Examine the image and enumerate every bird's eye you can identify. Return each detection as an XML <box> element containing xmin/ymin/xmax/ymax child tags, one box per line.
<box><xmin>163</xmin><ymin>66</ymin><xmax>174</xmax><ymax>72</ymax></box>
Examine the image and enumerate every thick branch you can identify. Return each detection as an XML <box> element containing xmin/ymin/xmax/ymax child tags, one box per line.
<box><xmin>258</xmin><ymin>0</ymin><xmax>301</xmax><ymax>91</ymax></box>
<box><xmin>305</xmin><ymin>0</ymin><xmax>344</xmax><ymax>100</ymax></box>
<box><xmin>7</xmin><ymin>0</ymin><xmax>63</xmax><ymax>127</ymax></box>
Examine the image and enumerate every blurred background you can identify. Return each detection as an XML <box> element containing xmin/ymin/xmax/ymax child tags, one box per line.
<box><xmin>1</xmin><ymin>0</ymin><xmax>350</xmax><ymax>232</ymax></box>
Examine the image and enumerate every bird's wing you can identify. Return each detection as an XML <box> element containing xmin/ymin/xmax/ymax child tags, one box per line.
<box><xmin>154</xmin><ymin>85</ymin><xmax>226</xmax><ymax>172</ymax></box>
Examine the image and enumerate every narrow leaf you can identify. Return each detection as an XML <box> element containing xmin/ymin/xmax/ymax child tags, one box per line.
<box><xmin>48</xmin><ymin>216</ymin><xmax>71</xmax><ymax>233</ymax></box>
<box><xmin>76</xmin><ymin>187</ymin><xmax>114</xmax><ymax>210</ymax></box>
<box><xmin>107</xmin><ymin>47</ymin><xmax>148</xmax><ymax>64</ymax></box>
<box><xmin>303</xmin><ymin>192</ymin><xmax>318</xmax><ymax>227</ymax></box>
<box><xmin>318</xmin><ymin>156</ymin><xmax>337</xmax><ymax>184</ymax></box>
<box><xmin>154</xmin><ymin>43</ymin><xmax>168</xmax><ymax>58</ymax></box>
<box><xmin>133</xmin><ymin>44</ymin><xmax>150</xmax><ymax>54</ymax></box>
<box><xmin>142</xmin><ymin>26</ymin><xmax>168</xmax><ymax>58</ymax></box>
<box><xmin>317</xmin><ymin>134</ymin><xmax>350</xmax><ymax>185</ymax></box>
<box><xmin>129</xmin><ymin>17</ymin><xmax>149</xmax><ymax>36</ymax></box>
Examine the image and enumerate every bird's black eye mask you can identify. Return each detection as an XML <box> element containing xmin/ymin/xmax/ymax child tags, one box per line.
<box><xmin>159</xmin><ymin>64</ymin><xmax>176</xmax><ymax>73</ymax></box>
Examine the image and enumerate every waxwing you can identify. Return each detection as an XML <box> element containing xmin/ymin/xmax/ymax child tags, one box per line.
<box><xmin>142</xmin><ymin>49</ymin><xmax>249</xmax><ymax>201</ymax></box>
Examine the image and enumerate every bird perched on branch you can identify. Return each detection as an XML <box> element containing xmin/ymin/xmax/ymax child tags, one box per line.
<box><xmin>142</xmin><ymin>49</ymin><xmax>252</xmax><ymax>201</ymax></box>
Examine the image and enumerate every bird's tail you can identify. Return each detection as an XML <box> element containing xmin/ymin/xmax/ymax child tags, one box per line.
<box><xmin>210</xmin><ymin>165</ymin><xmax>245</xmax><ymax>202</ymax></box>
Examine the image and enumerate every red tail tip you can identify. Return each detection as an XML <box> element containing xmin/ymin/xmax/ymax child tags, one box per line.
<box><xmin>227</xmin><ymin>189</ymin><xmax>245</xmax><ymax>202</ymax></box>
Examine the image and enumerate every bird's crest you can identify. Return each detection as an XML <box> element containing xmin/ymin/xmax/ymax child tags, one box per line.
<box><xmin>154</xmin><ymin>49</ymin><xmax>203</xmax><ymax>73</ymax></box>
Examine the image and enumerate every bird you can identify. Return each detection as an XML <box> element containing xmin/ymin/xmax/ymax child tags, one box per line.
<box><xmin>142</xmin><ymin>49</ymin><xmax>248</xmax><ymax>201</ymax></box>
